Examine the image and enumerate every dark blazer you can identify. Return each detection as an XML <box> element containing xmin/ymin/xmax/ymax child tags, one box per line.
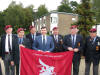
<box><xmin>50</xmin><ymin>34</ymin><xmax>64</xmax><ymax>52</ymax></box>
<box><xmin>14</xmin><ymin>37</ymin><xmax>31</xmax><ymax>64</ymax></box>
<box><xmin>84</xmin><ymin>36</ymin><xmax>100</xmax><ymax>64</ymax></box>
<box><xmin>32</xmin><ymin>35</ymin><xmax>54</xmax><ymax>52</ymax></box>
<box><xmin>26</xmin><ymin>32</ymin><xmax>41</xmax><ymax>49</ymax></box>
<box><xmin>63</xmin><ymin>34</ymin><xmax>83</xmax><ymax>51</ymax></box>
<box><xmin>1</xmin><ymin>34</ymin><xmax>16</xmax><ymax>60</ymax></box>
<box><xmin>0</xmin><ymin>37</ymin><xmax>1</xmax><ymax>57</ymax></box>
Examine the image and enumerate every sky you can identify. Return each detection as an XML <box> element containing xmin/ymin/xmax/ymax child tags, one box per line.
<box><xmin>0</xmin><ymin>0</ymin><xmax>80</xmax><ymax>11</ymax></box>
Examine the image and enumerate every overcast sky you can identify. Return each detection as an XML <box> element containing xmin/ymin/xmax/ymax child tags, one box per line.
<box><xmin>0</xmin><ymin>0</ymin><xmax>80</xmax><ymax>11</ymax></box>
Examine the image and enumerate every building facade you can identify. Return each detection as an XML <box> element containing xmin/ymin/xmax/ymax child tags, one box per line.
<box><xmin>34</xmin><ymin>12</ymin><xmax>78</xmax><ymax>35</ymax></box>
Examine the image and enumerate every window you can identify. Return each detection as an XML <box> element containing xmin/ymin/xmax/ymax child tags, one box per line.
<box><xmin>50</xmin><ymin>17</ymin><xmax>58</xmax><ymax>24</ymax></box>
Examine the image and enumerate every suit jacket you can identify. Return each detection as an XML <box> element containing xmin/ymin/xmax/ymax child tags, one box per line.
<box><xmin>51</xmin><ymin>34</ymin><xmax>64</xmax><ymax>52</ymax></box>
<box><xmin>84</xmin><ymin>36</ymin><xmax>100</xmax><ymax>64</ymax></box>
<box><xmin>14</xmin><ymin>37</ymin><xmax>31</xmax><ymax>64</ymax></box>
<box><xmin>32</xmin><ymin>35</ymin><xmax>54</xmax><ymax>52</ymax></box>
<box><xmin>0</xmin><ymin>37</ymin><xmax>1</xmax><ymax>57</ymax></box>
<box><xmin>26</xmin><ymin>32</ymin><xmax>41</xmax><ymax>49</ymax></box>
<box><xmin>0</xmin><ymin>34</ymin><xmax>16</xmax><ymax>60</ymax></box>
<box><xmin>63</xmin><ymin>34</ymin><xmax>83</xmax><ymax>55</ymax></box>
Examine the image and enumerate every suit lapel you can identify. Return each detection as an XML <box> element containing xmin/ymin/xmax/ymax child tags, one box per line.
<box><xmin>45</xmin><ymin>36</ymin><xmax>48</xmax><ymax>47</ymax></box>
<box><xmin>29</xmin><ymin>33</ymin><xmax>33</xmax><ymax>41</ymax></box>
<box><xmin>75</xmin><ymin>35</ymin><xmax>78</xmax><ymax>45</ymax></box>
<box><xmin>22</xmin><ymin>38</ymin><xmax>25</xmax><ymax>44</ymax></box>
<box><xmin>3</xmin><ymin>35</ymin><xmax>6</xmax><ymax>46</ymax></box>
<box><xmin>58</xmin><ymin>35</ymin><xmax>60</xmax><ymax>42</ymax></box>
<box><xmin>40</xmin><ymin>35</ymin><xmax>42</xmax><ymax>45</ymax></box>
<box><xmin>69</xmin><ymin>34</ymin><xmax>72</xmax><ymax>45</ymax></box>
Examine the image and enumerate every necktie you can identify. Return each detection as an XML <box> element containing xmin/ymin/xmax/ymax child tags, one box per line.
<box><xmin>91</xmin><ymin>38</ymin><xmax>94</xmax><ymax>44</ymax></box>
<box><xmin>19</xmin><ymin>38</ymin><xmax>22</xmax><ymax>44</ymax></box>
<box><xmin>72</xmin><ymin>35</ymin><xmax>75</xmax><ymax>48</ymax></box>
<box><xmin>42</xmin><ymin>36</ymin><xmax>45</xmax><ymax>49</ymax></box>
<box><xmin>32</xmin><ymin>35</ymin><xmax>34</xmax><ymax>40</ymax></box>
<box><xmin>8</xmin><ymin>35</ymin><xmax>11</xmax><ymax>51</ymax></box>
<box><xmin>55</xmin><ymin>35</ymin><xmax>58</xmax><ymax>42</ymax></box>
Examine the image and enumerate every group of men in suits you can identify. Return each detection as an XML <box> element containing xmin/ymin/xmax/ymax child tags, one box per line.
<box><xmin>0</xmin><ymin>24</ymin><xmax>100</xmax><ymax>75</ymax></box>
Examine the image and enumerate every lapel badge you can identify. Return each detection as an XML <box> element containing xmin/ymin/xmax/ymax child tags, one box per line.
<box><xmin>96</xmin><ymin>46</ymin><xmax>99</xmax><ymax>51</ymax></box>
<box><xmin>98</xmin><ymin>42</ymin><xmax>100</xmax><ymax>46</ymax></box>
<box><xmin>60</xmin><ymin>39</ymin><xmax>63</xmax><ymax>44</ymax></box>
<box><xmin>78</xmin><ymin>42</ymin><xmax>80</xmax><ymax>47</ymax></box>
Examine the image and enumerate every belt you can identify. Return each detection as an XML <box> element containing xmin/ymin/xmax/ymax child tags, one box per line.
<box><xmin>5</xmin><ymin>52</ymin><xmax>10</xmax><ymax>54</ymax></box>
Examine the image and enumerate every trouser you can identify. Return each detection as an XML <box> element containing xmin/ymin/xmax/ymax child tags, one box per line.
<box><xmin>85</xmin><ymin>61</ymin><xmax>99</xmax><ymax>75</ymax></box>
<box><xmin>4</xmin><ymin>54</ymin><xmax>15</xmax><ymax>75</ymax></box>
<box><xmin>72</xmin><ymin>54</ymin><xmax>80</xmax><ymax>75</ymax></box>
<box><xmin>0</xmin><ymin>62</ymin><xmax>2</xmax><ymax>75</ymax></box>
<box><xmin>16</xmin><ymin>63</ymin><xmax>19</xmax><ymax>75</ymax></box>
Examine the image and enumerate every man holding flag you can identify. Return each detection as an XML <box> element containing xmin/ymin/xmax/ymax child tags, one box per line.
<box><xmin>20</xmin><ymin>26</ymin><xmax>74</xmax><ymax>75</ymax></box>
<box><xmin>63</xmin><ymin>25</ymin><xmax>83</xmax><ymax>75</ymax></box>
<box><xmin>14</xmin><ymin>28</ymin><xmax>31</xmax><ymax>75</ymax></box>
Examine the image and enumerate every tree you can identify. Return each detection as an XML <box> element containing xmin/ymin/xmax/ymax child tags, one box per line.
<box><xmin>23</xmin><ymin>5</ymin><xmax>34</xmax><ymax>30</ymax></box>
<box><xmin>4</xmin><ymin>1</ymin><xmax>25</xmax><ymax>33</ymax></box>
<box><xmin>0</xmin><ymin>12</ymin><xmax>5</xmax><ymax>35</ymax></box>
<box><xmin>57</xmin><ymin>3</ymin><xmax>73</xmax><ymax>13</ymax></box>
<box><xmin>70</xmin><ymin>1</ymin><xmax>78</xmax><ymax>11</ymax></box>
<box><xmin>91</xmin><ymin>0</ymin><xmax>100</xmax><ymax>23</ymax></box>
<box><xmin>75</xmin><ymin>0</ymin><xmax>95</xmax><ymax>38</ymax></box>
<box><xmin>61</xmin><ymin>0</ymin><xmax>69</xmax><ymax>4</ymax></box>
<box><xmin>37</xmin><ymin>5</ymin><xmax>48</xmax><ymax>18</ymax></box>
<box><xmin>3</xmin><ymin>1</ymin><xmax>34</xmax><ymax>33</ymax></box>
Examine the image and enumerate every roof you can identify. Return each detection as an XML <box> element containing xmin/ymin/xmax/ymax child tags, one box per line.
<box><xmin>35</xmin><ymin>11</ymin><xmax>78</xmax><ymax>20</ymax></box>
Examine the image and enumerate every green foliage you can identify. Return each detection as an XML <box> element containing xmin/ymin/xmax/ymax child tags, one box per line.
<box><xmin>0</xmin><ymin>1</ymin><xmax>49</xmax><ymax>36</ymax></box>
<box><xmin>75</xmin><ymin>0</ymin><xmax>95</xmax><ymax>38</ymax></box>
<box><xmin>0</xmin><ymin>12</ymin><xmax>5</xmax><ymax>35</ymax></box>
<box><xmin>0</xmin><ymin>1</ymin><xmax>34</xmax><ymax>34</ymax></box>
<box><xmin>70</xmin><ymin>1</ymin><xmax>78</xmax><ymax>11</ymax></box>
<box><xmin>57</xmin><ymin>3</ymin><xmax>73</xmax><ymax>13</ymax></box>
<box><xmin>91</xmin><ymin>0</ymin><xmax>100</xmax><ymax>23</ymax></box>
<box><xmin>57</xmin><ymin>1</ymin><xmax>78</xmax><ymax>13</ymax></box>
<box><xmin>61</xmin><ymin>0</ymin><xmax>69</xmax><ymax>4</ymax></box>
<box><xmin>37</xmin><ymin>5</ymin><xmax>48</xmax><ymax>18</ymax></box>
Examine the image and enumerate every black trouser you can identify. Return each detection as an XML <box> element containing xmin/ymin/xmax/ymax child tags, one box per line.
<box><xmin>72</xmin><ymin>54</ymin><xmax>80</xmax><ymax>75</ymax></box>
<box><xmin>85</xmin><ymin>61</ymin><xmax>99</xmax><ymax>75</ymax></box>
<box><xmin>16</xmin><ymin>63</ymin><xmax>19</xmax><ymax>75</ymax></box>
<box><xmin>4</xmin><ymin>54</ymin><xmax>15</xmax><ymax>75</ymax></box>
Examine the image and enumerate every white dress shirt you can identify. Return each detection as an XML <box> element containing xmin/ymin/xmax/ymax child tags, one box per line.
<box><xmin>5</xmin><ymin>34</ymin><xmax>12</xmax><ymax>52</ymax></box>
<box><xmin>54</xmin><ymin>35</ymin><xmax>58</xmax><ymax>42</ymax></box>
<box><xmin>42</xmin><ymin>35</ymin><xmax>47</xmax><ymax>44</ymax></box>
<box><xmin>31</xmin><ymin>33</ymin><xmax>36</xmax><ymax>40</ymax></box>
<box><xmin>71</xmin><ymin>34</ymin><xmax>76</xmax><ymax>45</ymax></box>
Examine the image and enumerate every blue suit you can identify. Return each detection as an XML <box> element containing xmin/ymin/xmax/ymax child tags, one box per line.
<box><xmin>32</xmin><ymin>35</ymin><xmax>54</xmax><ymax>52</ymax></box>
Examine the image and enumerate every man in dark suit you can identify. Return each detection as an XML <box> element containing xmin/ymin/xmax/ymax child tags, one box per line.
<box><xmin>33</xmin><ymin>26</ymin><xmax>54</xmax><ymax>52</ymax></box>
<box><xmin>51</xmin><ymin>27</ymin><xmax>64</xmax><ymax>52</ymax></box>
<box><xmin>84</xmin><ymin>28</ymin><xmax>100</xmax><ymax>75</ymax></box>
<box><xmin>1</xmin><ymin>25</ymin><xmax>16</xmax><ymax>75</ymax></box>
<box><xmin>14</xmin><ymin>28</ymin><xmax>31</xmax><ymax>75</ymax></box>
<box><xmin>63</xmin><ymin>25</ymin><xmax>83</xmax><ymax>75</ymax></box>
<box><xmin>26</xmin><ymin>25</ymin><xmax>41</xmax><ymax>49</ymax></box>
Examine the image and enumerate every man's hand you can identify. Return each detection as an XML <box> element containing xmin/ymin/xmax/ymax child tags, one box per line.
<box><xmin>19</xmin><ymin>44</ymin><xmax>25</xmax><ymax>48</ymax></box>
<box><xmin>73</xmin><ymin>48</ymin><xmax>79</xmax><ymax>52</ymax></box>
<box><xmin>46</xmin><ymin>51</ymin><xmax>50</xmax><ymax>52</ymax></box>
<box><xmin>68</xmin><ymin>47</ymin><xmax>73</xmax><ymax>51</ymax></box>
<box><xmin>38</xmin><ymin>50</ymin><xmax>43</xmax><ymax>52</ymax></box>
<box><xmin>10</xmin><ymin>61</ymin><xmax>14</xmax><ymax>66</ymax></box>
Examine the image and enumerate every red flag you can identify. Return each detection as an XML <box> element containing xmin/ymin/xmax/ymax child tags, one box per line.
<box><xmin>20</xmin><ymin>47</ymin><xmax>74</xmax><ymax>75</ymax></box>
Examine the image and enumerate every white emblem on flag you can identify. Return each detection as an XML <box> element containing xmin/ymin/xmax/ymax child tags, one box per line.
<box><xmin>39</xmin><ymin>58</ymin><xmax>56</xmax><ymax>75</ymax></box>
